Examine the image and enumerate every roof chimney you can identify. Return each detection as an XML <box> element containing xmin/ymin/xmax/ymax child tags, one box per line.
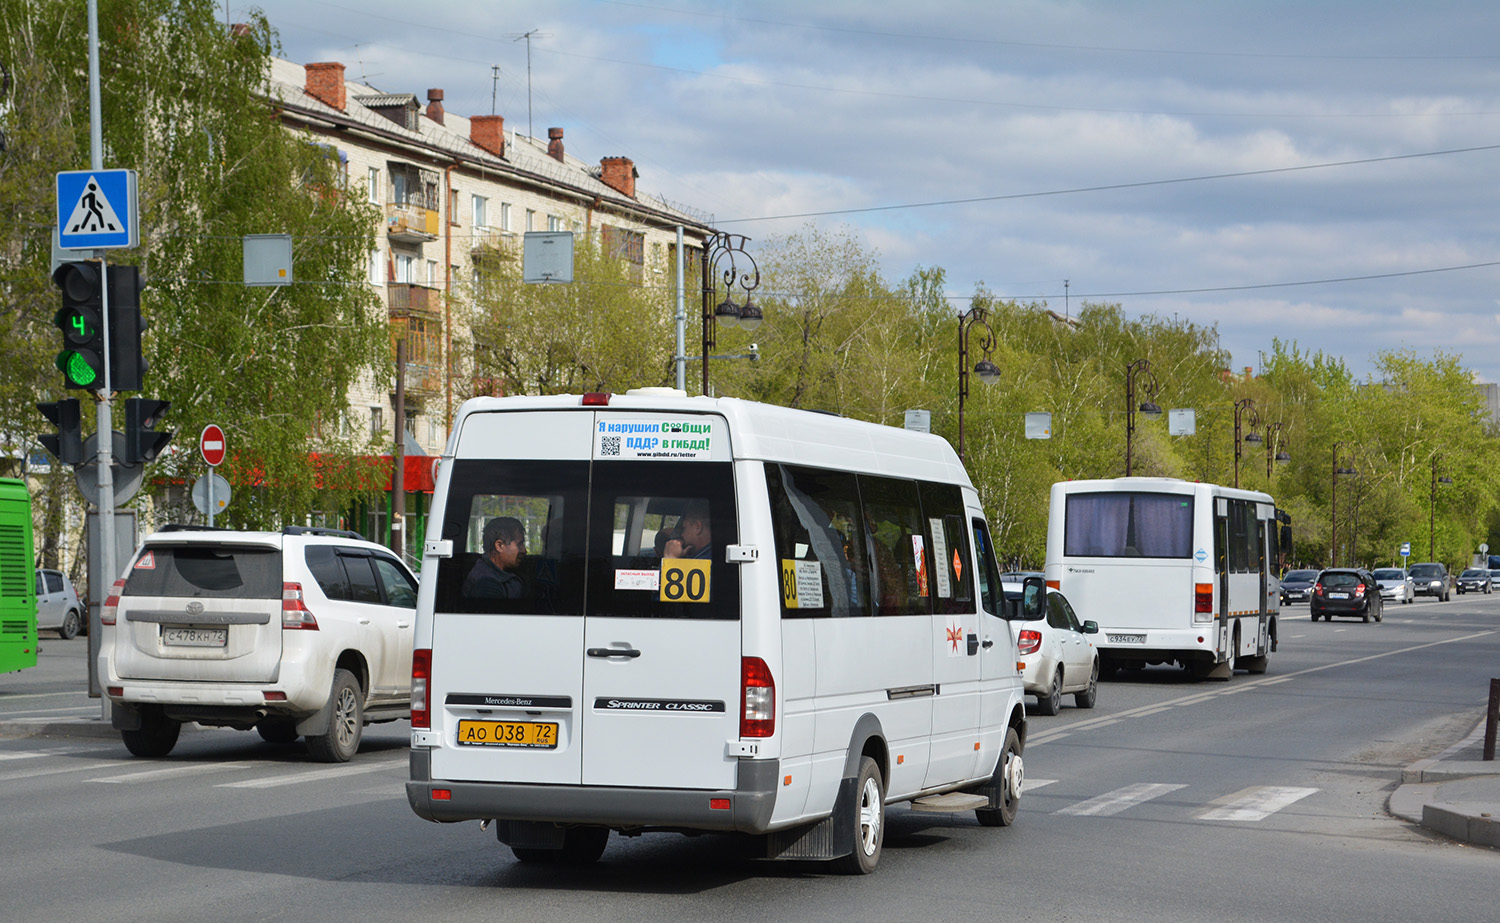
<box><xmin>470</xmin><ymin>115</ymin><xmax>505</xmax><ymax>158</ymax></box>
<box><xmin>547</xmin><ymin>127</ymin><xmax>565</xmax><ymax>162</ymax></box>
<box><xmin>425</xmin><ymin>88</ymin><xmax>445</xmax><ymax>125</ymax></box>
<box><xmin>599</xmin><ymin>157</ymin><xmax>637</xmax><ymax>199</ymax></box>
<box><xmin>229</xmin><ymin>22</ymin><xmax>253</xmax><ymax>38</ymax></box>
<box><xmin>304</xmin><ymin>62</ymin><xmax>346</xmax><ymax>112</ymax></box>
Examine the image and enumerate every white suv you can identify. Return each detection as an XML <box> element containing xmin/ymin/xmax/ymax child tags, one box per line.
<box><xmin>97</xmin><ymin>525</ymin><xmax>417</xmax><ymax>762</ymax></box>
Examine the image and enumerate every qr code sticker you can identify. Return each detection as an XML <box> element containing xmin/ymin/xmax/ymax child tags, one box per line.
<box><xmin>600</xmin><ymin>435</ymin><xmax>621</xmax><ymax>456</ymax></box>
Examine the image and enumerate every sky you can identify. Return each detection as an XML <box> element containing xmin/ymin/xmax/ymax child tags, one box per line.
<box><xmin>237</xmin><ymin>0</ymin><xmax>1500</xmax><ymax>384</ymax></box>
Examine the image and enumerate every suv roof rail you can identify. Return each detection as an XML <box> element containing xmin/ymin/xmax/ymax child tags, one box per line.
<box><xmin>282</xmin><ymin>525</ymin><xmax>368</xmax><ymax>540</ymax></box>
<box><xmin>157</xmin><ymin>523</ymin><xmax>237</xmax><ymax>533</ymax></box>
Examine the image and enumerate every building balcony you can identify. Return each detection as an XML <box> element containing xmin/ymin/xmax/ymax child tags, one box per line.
<box><xmin>388</xmin><ymin>283</ymin><xmax>440</xmax><ymax>318</ymax></box>
<box><xmin>386</xmin><ymin>202</ymin><xmax>439</xmax><ymax>243</ymax></box>
<box><xmin>470</xmin><ymin>226</ymin><xmax>519</xmax><ymax>263</ymax></box>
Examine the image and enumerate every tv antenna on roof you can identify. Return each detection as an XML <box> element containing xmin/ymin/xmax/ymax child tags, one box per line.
<box><xmin>491</xmin><ymin>65</ymin><xmax>500</xmax><ymax>115</ymax></box>
<box><xmin>508</xmin><ymin>29</ymin><xmax>551</xmax><ymax>139</ymax></box>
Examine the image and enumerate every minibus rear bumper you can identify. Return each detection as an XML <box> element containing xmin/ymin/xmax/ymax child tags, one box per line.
<box><xmin>406</xmin><ymin>749</ymin><xmax>780</xmax><ymax>833</ymax></box>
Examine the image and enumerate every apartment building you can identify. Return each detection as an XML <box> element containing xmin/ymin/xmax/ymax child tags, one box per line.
<box><xmin>270</xmin><ymin>57</ymin><xmax>715</xmax><ymax>458</ymax></box>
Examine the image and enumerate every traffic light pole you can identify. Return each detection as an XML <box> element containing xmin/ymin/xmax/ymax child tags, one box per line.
<box><xmin>87</xmin><ymin>0</ymin><xmax>114</xmax><ymax>719</ymax></box>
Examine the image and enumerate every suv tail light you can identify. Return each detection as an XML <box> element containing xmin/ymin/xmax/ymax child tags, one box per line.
<box><xmin>1017</xmin><ymin>629</ymin><xmax>1042</xmax><ymax>655</ymax></box>
<box><xmin>1354</xmin><ymin>583</ymin><xmax>1366</xmax><ymax>597</ymax></box>
<box><xmin>741</xmin><ymin>656</ymin><xmax>775</xmax><ymax>738</ymax></box>
<box><xmin>282</xmin><ymin>583</ymin><xmax>319</xmax><ymax>629</ymax></box>
<box><xmin>100</xmin><ymin>578</ymin><xmax>125</xmax><ymax>626</ymax></box>
<box><xmin>411</xmin><ymin>648</ymin><xmax>432</xmax><ymax>729</ymax></box>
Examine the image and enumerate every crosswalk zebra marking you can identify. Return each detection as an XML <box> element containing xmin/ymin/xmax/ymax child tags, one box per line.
<box><xmin>1195</xmin><ymin>786</ymin><xmax>1318</xmax><ymax>821</ymax></box>
<box><xmin>216</xmin><ymin>758</ymin><xmax>399</xmax><ymax>788</ymax></box>
<box><xmin>1054</xmin><ymin>783</ymin><xmax>1188</xmax><ymax>817</ymax></box>
<box><xmin>90</xmin><ymin>762</ymin><xmax>253</xmax><ymax>784</ymax></box>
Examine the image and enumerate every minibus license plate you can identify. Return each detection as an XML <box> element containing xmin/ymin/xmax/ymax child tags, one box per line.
<box><xmin>163</xmin><ymin>627</ymin><xmax>228</xmax><ymax>647</ymax></box>
<box><xmin>1107</xmin><ymin>633</ymin><xmax>1146</xmax><ymax>644</ymax></box>
<box><xmin>456</xmin><ymin>719</ymin><xmax>558</xmax><ymax>749</ymax></box>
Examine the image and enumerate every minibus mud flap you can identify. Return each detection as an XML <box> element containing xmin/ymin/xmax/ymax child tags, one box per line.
<box><xmin>764</xmin><ymin>776</ymin><xmax>857</xmax><ymax>860</ymax></box>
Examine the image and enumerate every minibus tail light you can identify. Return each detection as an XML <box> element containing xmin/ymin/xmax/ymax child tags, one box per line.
<box><xmin>741</xmin><ymin>656</ymin><xmax>775</xmax><ymax>738</ymax></box>
<box><xmin>412</xmin><ymin>648</ymin><xmax>432</xmax><ymax>729</ymax></box>
<box><xmin>1194</xmin><ymin>583</ymin><xmax>1213</xmax><ymax>622</ymax></box>
<box><xmin>1017</xmin><ymin>629</ymin><xmax>1042</xmax><ymax>655</ymax></box>
<box><xmin>100</xmin><ymin>578</ymin><xmax>125</xmax><ymax>626</ymax></box>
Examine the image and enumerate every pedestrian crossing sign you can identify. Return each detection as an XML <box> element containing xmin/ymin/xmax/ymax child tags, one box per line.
<box><xmin>56</xmin><ymin>169</ymin><xmax>137</xmax><ymax>250</ymax></box>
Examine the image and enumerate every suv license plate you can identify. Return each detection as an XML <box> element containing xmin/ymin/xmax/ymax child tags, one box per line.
<box><xmin>1107</xmin><ymin>633</ymin><xmax>1146</xmax><ymax>644</ymax></box>
<box><xmin>163</xmin><ymin>627</ymin><xmax>228</xmax><ymax>647</ymax></box>
<box><xmin>456</xmin><ymin>719</ymin><xmax>559</xmax><ymax>749</ymax></box>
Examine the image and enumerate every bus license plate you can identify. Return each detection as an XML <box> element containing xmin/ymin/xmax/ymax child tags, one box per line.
<box><xmin>163</xmin><ymin>627</ymin><xmax>228</xmax><ymax>647</ymax></box>
<box><xmin>456</xmin><ymin>719</ymin><xmax>558</xmax><ymax>749</ymax></box>
<box><xmin>1107</xmin><ymin>633</ymin><xmax>1146</xmax><ymax>644</ymax></box>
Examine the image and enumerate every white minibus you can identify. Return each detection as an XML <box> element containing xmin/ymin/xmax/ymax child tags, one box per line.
<box><xmin>406</xmin><ymin>391</ymin><xmax>1031</xmax><ymax>873</ymax></box>
<box><xmin>1044</xmin><ymin>477</ymin><xmax>1284</xmax><ymax>680</ymax></box>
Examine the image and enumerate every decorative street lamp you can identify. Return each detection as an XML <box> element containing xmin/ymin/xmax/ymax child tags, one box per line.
<box><xmin>700</xmin><ymin>232</ymin><xmax>761</xmax><ymax>395</ymax></box>
<box><xmin>1233</xmin><ymin>398</ymin><xmax>1261</xmax><ymax>489</ymax></box>
<box><xmin>1430</xmin><ymin>453</ymin><xmax>1453</xmax><ymax>562</ymax></box>
<box><xmin>1264</xmin><ymin>420</ymin><xmax>1290</xmax><ymax>480</ymax></box>
<box><xmin>956</xmin><ymin>304</ymin><xmax>1000</xmax><ymax>460</ymax></box>
<box><xmin>1330</xmin><ymin>442</ymin><xmax>1357</xmax><ymax>566</ymax></box>
<box><xmin>1124</xmin><ymin>358</ymin><xmax>1162</xmax><ymax>477</ymax></box>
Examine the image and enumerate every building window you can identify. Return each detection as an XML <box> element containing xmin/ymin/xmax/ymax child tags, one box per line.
<box><xmin>371</xmin><ymin>407</ymin><xmax>384</xmax><ymax>439</ymax></box>
<box><xmin>525</xmin><ymin>209</ymin><xmax>535</xmax><ymax>232</ymax></box>
<box><xmin>500</xmin><ymin>202</ymin><xmax>511</xmax><ymax>232</ymax></box>
<box><xmin>367</xmin><ymin>166</ymin><xmax>379</xmax><ymax>205</ymax></box>
<box><xmin>548</xmin><ymin>214</ymin><xmax>563</xmax><ymax>231</ymax></box>
<box><xmin>395</xmin><ymin>254</ymin><xmax>415</xmax><ymax>285</ymax></box>
<box><xmin>448</xmin><ymin>188</ymin><xmax>460</xmax><ymax>225</ymax></box>
<box><xmin>369</xmin><ymin>250</ymin><xmax>384</xmax><ymax>286</ymax></box>
<box><xmin>601</xmin><ymin>225</ymin><xmax>646</xmax><ymax>281</ymax></box>
<box><xmin>427</xmin><ymin>259</ymin><xmax>439</xmax><ymax>288</ymax></box>
<box><xmin>473</xmin><ymin>194</ymin><xmax>488</xmax><ymax>229</ymax></box>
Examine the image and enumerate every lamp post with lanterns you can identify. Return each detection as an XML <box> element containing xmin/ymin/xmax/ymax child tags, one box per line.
<box><xmin>1430</xmin><ymin>453</ymin><xmax>1453</xmax><ymax>562</ymax></box>
<box><xmin>1124</xmin><ymin>358</ymin><xmax>1162</xmax><ymax>477</ymax></box>
<box><xmin>1330</xmin><ymin>442</ymin><xmax>1357</xmax><ymax>566</ymax></box>
<box><xmin>1264</xmin><ymin>420</ymin><xmax>1290</xmax><ymax>480</ymax></box>
<box><xmin>1233</xmin><ymin>398</ymin><xmax>1262</xmax><ymax>489</ymax></box>
<box><xmin>699</xmin><ymin>232</ymin><xmax>761</xmax><ymax>396</ymax></box>
<box><xmin>956</xmin><ymin>304</ymin><xmax>1000</xmax><ymax>460</ymax></box>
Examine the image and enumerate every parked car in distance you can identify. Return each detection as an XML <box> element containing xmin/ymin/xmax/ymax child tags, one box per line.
<box><xmin>35</xmin><ymin>568</ymin><xmax>84</xmax><ymax>639</ymax></box>
<box><xmin>1279</xmin><ymin>569</ymin><xmax>1319</xmax><ymax>604</ymax></box>
<box><xmin>97</xmin><ymin>525</ymin><xmax>418</xmax><ymax>762</ymax></box>
<box><xmin>1310</xmin><ymin>568</ymin><xmax>1384</xmax><ymax>623</ymax></box>
<box><xmin>1004</xmin><ymin>585</ymin><xmax>1100</xmax><ymax>715</ymax></box>
<box><xmin>1408</xmin><ymin>562</ymin><xmax>1451</xmax><ymax>601</ymax></box>
<box><xmin>1372</xmin><ymin>567</ymin><xmax>1414</xmax><ymax>605</ymax></box>
<box><xmin>1455</xmin><ymin>568</ymin><xmax>1492</xmax><ymax>595</ymax></box>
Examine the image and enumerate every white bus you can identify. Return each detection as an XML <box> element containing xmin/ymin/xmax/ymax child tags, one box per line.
<box><xmin>406</xmin><ymin>391</ymin><xmax>1031</xmax><ymax>873</ymax></box>
<box><xmin>1044</xmin><ymin>477</ymin><xmax>1285</xmax><ymax>680</ymax></box>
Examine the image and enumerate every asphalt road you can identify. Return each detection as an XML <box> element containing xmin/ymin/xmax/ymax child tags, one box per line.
<box><xmin>2</xmin><ymin>594</ymin><xmax>1496</xmax><ymax>923</ymax></box>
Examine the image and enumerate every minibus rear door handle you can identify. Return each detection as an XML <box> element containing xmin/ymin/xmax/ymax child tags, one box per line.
<box><xmin>981</xmin><ymin>637</ymin><xmax>995</xmax><ymax>650</ymax></box>
<box><xmin>967</xmin><ymin>633</ymin><xmax>980</xmax><ymax>655</ymax></box>
<box><xmin>587</xmin><ymin>647</ymin><xmax>642</xmax><ymax>659</ymax></box>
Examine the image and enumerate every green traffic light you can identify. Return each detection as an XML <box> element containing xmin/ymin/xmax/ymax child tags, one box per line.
<box><xmin>56</xmin><ymin>350</ymin><xmax>99</xmax><ymax>387</ymax></box>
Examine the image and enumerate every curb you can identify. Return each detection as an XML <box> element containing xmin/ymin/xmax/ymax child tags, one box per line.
<box><xmin>1391</xmin><ymin>717</ymin><xmax>1500</xmax><ymax>849</ymax></box>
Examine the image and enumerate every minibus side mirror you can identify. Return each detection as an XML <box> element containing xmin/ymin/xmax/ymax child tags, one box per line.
<box><xmin>1021</xmin><ymin>576</ymin><xmax>1046</xmax><ymax>621</ymax></box>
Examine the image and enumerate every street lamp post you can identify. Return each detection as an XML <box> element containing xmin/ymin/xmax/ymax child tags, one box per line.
<box><xmin>1330</xmin><ymin>442</ymin><xmax>1357</xmax><ymax>566</ymax></box>
<box><xmin>1430</xmin><ymin>454</ymin><xmax>1453</xmax><ymax>561</ymax></box>
<box><xmin>1124</xmin><ymin>359</ymin><xmax>1162</xmax><ymax>477</ymax></box>
<box><xmin>956</xmin><ymin>304</ymin><xmax>1000</xmax><ymax>460</ymax></box>
<box><xmin>1233</xmin><ymin>398</ymin><xmax>1262</xmax><ymax>489</ymax></box>
<box><xmin>700</xmin><ymin>232</ymin><xmax>761</xmax><ymax>396</ymax></box>
<box><xmin>1264</xmin><ymin>420</ymin><xmax>1290</xmax><ymax>480</ymax></box>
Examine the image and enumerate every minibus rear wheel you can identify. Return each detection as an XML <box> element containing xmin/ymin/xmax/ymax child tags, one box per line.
<box><xmin>833</xmin><ymin>757</ymin><xmax>885</xmax><ymax>874</ymax></box>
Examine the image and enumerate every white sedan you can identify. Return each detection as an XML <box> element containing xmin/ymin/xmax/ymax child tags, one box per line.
<box><xmin>1372</xmin><ymin>568</ymin><xmax>1414</xmax><ymax>605</ymax></box>
<box><xmin>1006</xmin><ymin>586</ymin><xmax>1100</xmax><ymax>715</ymax></box>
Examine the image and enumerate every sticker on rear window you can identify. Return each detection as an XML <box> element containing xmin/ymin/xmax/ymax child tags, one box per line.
<box><xmin>134</xmin><ymin>551</ymin><xmax>156</xmax><ymax>569</ymax></box>
<box><xmin>595</xmin><ymin>418</ymin><xmax>718</xmax><ymax>460</ymax></box>
<box><xmin>614</xmin><ymin>569</ymin><xmax>660</xmax><ymax>592</ymax></box>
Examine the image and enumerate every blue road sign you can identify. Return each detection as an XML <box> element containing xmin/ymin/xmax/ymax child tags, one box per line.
<box><xmin>57</xmin><ymin>169</ymin><xmax>137</xmax><ymax>250</ymax></box>
<box><xmin>1400</xmin><ymin>542</ymin><xmax>1411</xmax><ymax>557</ymax></box>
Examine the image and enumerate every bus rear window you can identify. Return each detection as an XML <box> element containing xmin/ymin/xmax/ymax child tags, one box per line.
<box><xmin>1063</xmin><ymin>492</ymin><xmax>1193</xmax><ymax>559</ymax></box>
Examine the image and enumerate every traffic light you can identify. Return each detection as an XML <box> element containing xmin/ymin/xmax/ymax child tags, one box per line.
<box><xmin>52</xmin><ymin>261</ymin><xmax>105</xmax><ymax>390</ymax></box>
<box><xmin>108</xmin><ymin>264</ymin><xmax>146</xmax><ymax>392</ymax></box>
<box><xmin>36</xmin><ymin>399</ymin><xmax>84</xmax><ymax>466</ymax></box>
<box><xmin>123</xmin><ymin>397</ymin><xmax>172</xmax><ymax>465</ymax></box>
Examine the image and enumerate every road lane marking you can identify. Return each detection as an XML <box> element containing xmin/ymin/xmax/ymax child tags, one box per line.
<box><xmin>0</xmin><ymin>759</ymin><xmax>120</xmax><ymax>783</ymax></box>
<box><xmin>216</xmin><ymin>758</ymin><xmax>400</xmax><ymax>788</ymax></box>
<box><xmin>1196</xmin><ymin>785</ymin><xmax>1317</xmax><ymax>821</ymax></box>
<box><xmin>1024</xmin><ymin>778</ymin><xmax>1057</xmax><ymax>791</ymax></box>
<box><xmin>1055</xmin><ymin>782</ymin><xmax>1188</xmax><ymax>817</ymax></box>
<box><xmin>90</xmin><ymin>762</ymin><xmax>252</xmax><ymax>783</ymax></box>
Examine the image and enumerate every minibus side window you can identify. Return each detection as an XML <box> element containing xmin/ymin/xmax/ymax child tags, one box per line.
<box><xmin>971</xmin><ymin>519</ymin><xmax>1002</xmax><ymax>617</ymax></box>
<box><xmin>766</xmin><ymin>464</ymin><xmax>869</xmax><ymax>619</ymax></box>
<box><xmin>918</xmin><ymin>481</ymin><xmax>972</xmax><ymax>614</ymax></box>
<box><xmin>858</xmin><ymin>475</ymin><xmax>930</xmax><ymax>617</ymax></box>
<box><xmin>434</xmin><ymin>459</ymin><xmax>589</xmax><ymax>615</ymax></box>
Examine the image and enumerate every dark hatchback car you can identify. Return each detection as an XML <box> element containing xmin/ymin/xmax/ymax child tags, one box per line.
<box><xmin>1456</xmin><ymin>568</ymin><xmax>1492</xmax><ymax>594</ymax></box>
<box><xmin>1408</xmin><ymin>562</ymin><xmax>1451</xmax><ymax>601</ymax></box>
<box><xmin>1310</xmin><ymin>568</ymin><xmax>1384</xmax><ymax>623</ymax></box>
<box><xmin>1280</xmin><ymin>569</ymin><xmax>1319</xmax><ymax>604</ymax></box>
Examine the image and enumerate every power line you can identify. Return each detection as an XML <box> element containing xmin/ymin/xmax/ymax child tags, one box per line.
<box><xmin>718</xmin><ymin>142</ymin><xmax>1500</xmax><ymax>225</ymax></box>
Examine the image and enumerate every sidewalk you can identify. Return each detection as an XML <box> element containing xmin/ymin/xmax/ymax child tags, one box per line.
<box><xmin>1389</xmin><ymin>717</ymin><xmax>1500</xmax><ymax>849</ymax></box>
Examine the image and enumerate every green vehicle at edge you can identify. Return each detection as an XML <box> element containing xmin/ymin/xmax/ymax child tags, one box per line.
<box><xmin>0</xmin><ymin>477</ymin><xmax>38</xmax><ymax>673</ymax></box>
